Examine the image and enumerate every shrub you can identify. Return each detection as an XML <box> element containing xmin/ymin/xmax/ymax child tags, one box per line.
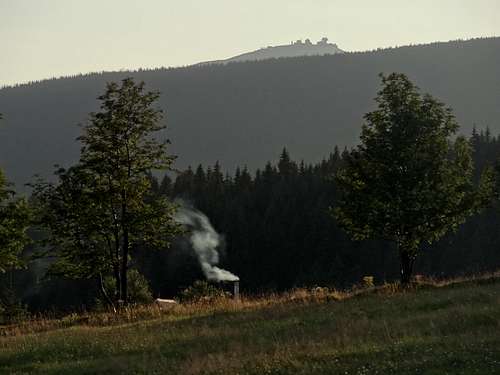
<box><xmin>100</xmin><ymin>269</ymin><xmax>153</xmax><ymax>306</ymax></box>
<box><xmin>0</xmin><ymin>288</ymin><xmax>29</xmax><ymax>324</ymax></box>
<box><xmin>362</xmin><ymin>276</ymin><xmax>374</xmax><ymax>288</ymax></box>
<box><xmin>180</xmin><ymin>280</ymin><xmax>230</xmax><ymax>303</ymax></box>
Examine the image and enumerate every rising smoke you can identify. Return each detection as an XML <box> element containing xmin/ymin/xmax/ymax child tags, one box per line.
<box><xmin>174</xmin><ymin>203</ymin><xmax>239</xmax><ymax>282</ymax></box>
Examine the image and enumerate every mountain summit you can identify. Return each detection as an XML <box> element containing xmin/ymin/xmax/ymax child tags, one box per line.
<box><xmin>202</xmin><ymin>37</ymin><xmax>344</xmax><ymax>65</ymax></box>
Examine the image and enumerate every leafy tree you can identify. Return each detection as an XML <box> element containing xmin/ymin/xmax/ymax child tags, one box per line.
<box><xmin>0</xmin><ymin>115</ymin><xmax>31</xmax><ymax>274</ymax></box>
<box><xmin>32</xmin><ymin>79</ymin><xmax>179</xmax><ymax>303</ymax></box>
<box><xmin>101</xmin><ymin>269</ymin><xmax>153</xmax><ymax>305</ymax></box>
<box><xmin>334</xmin><ymin>73</ymin><xmax>493</xmax><ymax>284</ymax></box>
<box><xmin>0</xmin><ymin>168</ymin><xmax>31</xmax><ymax>274</ymax></box>
<box><xmin>31</xmin><ymin>166</ymin><xmax>113</xmax><ymax>280</ymax></box>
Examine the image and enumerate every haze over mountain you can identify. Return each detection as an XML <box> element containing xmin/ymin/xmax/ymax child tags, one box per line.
<box><xmin>1</xmin><ymin>37</ymin><xmax>500</xmax><ymax>190</ymax></box>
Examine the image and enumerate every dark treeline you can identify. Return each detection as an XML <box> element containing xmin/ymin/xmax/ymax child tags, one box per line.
<box><xmin>141</xmin><ymin>127</ymin><xmax>500</xmax><ymax>297</ymax></box>
<box><xmin>2</xmin><ymin>130</ymin><xmax>500</xmax><ymax>313</ymax></box>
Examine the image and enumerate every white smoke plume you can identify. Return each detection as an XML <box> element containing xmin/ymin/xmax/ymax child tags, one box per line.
<box><xmin>174</xmin><ymin>203</ymin><xmax>239</xmax><ymax>282</ymax></box>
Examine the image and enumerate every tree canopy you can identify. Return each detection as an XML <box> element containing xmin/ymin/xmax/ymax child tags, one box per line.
<box><xmin>334</xmin><ymin>73</ymin><xmax>493</xmax><ymax>283</ymax></box>
<box><xmin>0</xmin><ymin>115</ymin><xmax>31</xmax><ymax>274</ymax></box>
<box><xmin>32</xmin><ymin>79</ymin><xmax>179</xmax><ymax>303</ymax></box>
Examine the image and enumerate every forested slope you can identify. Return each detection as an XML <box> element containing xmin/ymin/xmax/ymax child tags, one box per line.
<box><xmin>1</xmin><ymin>37</ymin><xmax>500</xmax><ymax>189</ymax></box>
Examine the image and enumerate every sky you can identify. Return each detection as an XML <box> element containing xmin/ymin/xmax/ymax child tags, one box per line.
<box><xmin>1</xmin><ymin>0</ymin><xmax>500</xmax><ymax>86</ymax></box>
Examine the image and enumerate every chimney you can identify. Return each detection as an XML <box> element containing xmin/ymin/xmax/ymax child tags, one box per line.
<box><xmin>233</xmin><ymin>280</ymin><xmax>240</xmax><ymax>300</ymax></box>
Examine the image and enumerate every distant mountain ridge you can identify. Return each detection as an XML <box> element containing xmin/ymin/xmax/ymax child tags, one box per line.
<box><xmin>1</xmin><ymin>37</ymin><xmax>499</xmax><ymax>190</ymax></box>
<box><xmin>199</xmin><ymin>37</ymin><xmax>344</xmax><ymax>65</ymax></box>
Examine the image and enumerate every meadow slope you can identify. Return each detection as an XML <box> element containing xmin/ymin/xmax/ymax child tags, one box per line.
<box><xmin>1</xmin><ymin>276</ymin><xmax>499</xmax><ymax>374</ymax></box>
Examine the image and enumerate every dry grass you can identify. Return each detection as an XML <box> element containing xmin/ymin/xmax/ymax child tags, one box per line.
<box><xmin>2</xmin><ymin>271</ymin><xmax>499</xmax><ymax>337</ymax></box>
<box><xmin>0</xmin><ymin>286</ymin><xmax>346</xmax><ymax>337</ymax></box>
<box><xmin>1</xmin><ymin>272</ymin><xmax>499</xmax><ymax>374</ymax></box>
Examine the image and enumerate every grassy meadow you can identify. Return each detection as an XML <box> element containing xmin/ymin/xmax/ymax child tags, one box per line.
<box><xmin>1</xmin><ymin>274</ymin><xmax>499</xmax><ymax>374</ymax></box>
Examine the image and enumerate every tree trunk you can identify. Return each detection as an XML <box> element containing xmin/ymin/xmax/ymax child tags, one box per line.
<box><xmin>112</xmin><ymin>230</ymin><xmax>122</xmax><ymax>301</ymax></box>
<box><xmin>114</xmin><ymin>264</ymin><xmax>121</xmax><ymax>302</ymax></box>
<box><xmin>107</xmin><ymin>235</ymin><xmax>121</xmax><ymax>303</ymax></box>
<box><xmin>99</xmin><ymin>273</ymin><xmax>116</xmax><ymax>313</ymax></box>
<box><xmin>399</xmin><ymin>248</ymin><xmax>416</xmax><ymax>285</ymax></box>
<box><xmin>120</xmin><ymin>229</ymin><xmax>129</xmax><ymax>303</ymax></box>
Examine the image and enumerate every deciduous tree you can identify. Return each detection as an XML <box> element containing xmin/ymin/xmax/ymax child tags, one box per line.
<box><xmin>0</xmin><ymin>114</ymin><xmax>31</xmax><ymax>273</ymax></box>
<box><xmin>334</xmin><ymin>73</ymin><xmax>492</xmax><ymax>284</ymax></box>
<box><xmin>32</xmin><ymin>79</ymin><xmax>179</xmax><ymax>303</ymax></box>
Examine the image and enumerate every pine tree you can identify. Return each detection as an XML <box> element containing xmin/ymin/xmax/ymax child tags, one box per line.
<box><xmin>278</xmin><ymin>148</ymin><xmax>297</xmax><ymax>176</ymax></box>
<box><xmin>158</xmin><ymin>174</ymin><xmax>173</xmax><ymax>196</ymax></box>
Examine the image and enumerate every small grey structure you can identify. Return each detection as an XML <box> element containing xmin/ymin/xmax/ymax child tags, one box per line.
<box><xmin>198</xmin><ymin>37</ymin><xmax>344</xmax><ymax>65</ymax></box>
<box><xmin>233</xmin><ymin>280</ymin><xmax>240</xmax><ymax>300</ymax></box>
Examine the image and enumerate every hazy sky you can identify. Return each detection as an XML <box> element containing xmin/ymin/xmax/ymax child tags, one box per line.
<box><xmin>2</xmin><ymin>0</ymin><xmax>499</xmax><ymax>86</ymax></box>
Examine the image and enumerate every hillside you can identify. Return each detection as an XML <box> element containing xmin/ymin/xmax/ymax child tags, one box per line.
<box><xmin>1</xmin><ymin>37</ymin><xmax>500</xmax><ymax>189</ymax></box>
<box><xmin>1</xmin><ymin>275</ymin><xmax>499</xmax><ymax>374</ymax></box>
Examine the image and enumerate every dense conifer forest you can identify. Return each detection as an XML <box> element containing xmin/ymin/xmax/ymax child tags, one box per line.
<box><xmin>2</xmin><ymin>128</ymin><xmax>499</xmax><ymax>312</ymax></box>
<box><xmin>150</xmin><ymin>128</ymin><xmax>500</xmax><ymax>292</ymax></box>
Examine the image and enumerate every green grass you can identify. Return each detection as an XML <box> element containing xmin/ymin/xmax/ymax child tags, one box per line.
<box><xmin>1</xmin><ymin>276</ymin><xmax>499</xmax><ymax>374</ymax></box>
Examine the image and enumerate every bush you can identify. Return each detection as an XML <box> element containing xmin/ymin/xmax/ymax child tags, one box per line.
<box><xmin>180</xmin><ymin>280</ymin><xmax>230</xmax><ymax>303</ymax></box>
<box><xmin>362</xmin><ymin>276</ymin><xmax>374</xmax><ymax>288</ymax></box>
<box><xmin>100</xmin><ymin>269</ymin><xmax>153</xmax><ymax>306</ymax></box>
<box><xmin>0</xmin><ymin>288</ymin><xmax>29</xmax><ymax>324</ymax></box>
